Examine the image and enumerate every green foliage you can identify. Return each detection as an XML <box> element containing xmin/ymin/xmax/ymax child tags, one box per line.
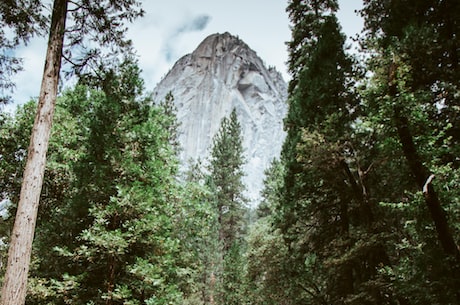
<box><xmin>275</xmin><ymin>1</ymin><xmax>412</xmax><ymax>304</ymax></box>
<box><xmin>157</xmin><ymin>91</ymin><xmax>181</xmax><ymax>153</ymax></box>
<box><xmin>286</xmin><ymin>0</ymin><xmax>339</xmax><ymax>87</ymax></box>
<box><xmin>207</xmin><ymin>109</ymin><xmax>248</xmax><ymax>304</ymax></box>
<box><xmin>208</xmin><ymin>109</ymin><xmax>247</xmax><ymax>251</ymax></box>
<box><xmin>17</xmin><ymin>59</ymin><xmax>184</xmax><ymax>305</ymax></box>
<box><xmin>1</xmin><ymin>0</ymin><xmax>144</xmax><ymax>104</ymax></box>
<box><xmin>286</xmin><ymin>14</ymin><xmax>356</xmax><ymax>137</ymax></box>
<box><xmin>0</xmin><ymin>0</ymin><xmax>45</xmax><ymax>104</ymax></box>
<box><xmin>0</xmin><ymin>102</ymin><xmax>36</xmax><ymax>202</ymax></box>
<box><xmin>62</xmin><ymin>0</ymin><xmax>144</xmax><ymax>77</ymax></box>
<box><xmin>220</xmin><ymin>242</ymin><xmax>247</xmax><ymax>305</ymax></box>
<box><xmin>172</xmin><ymin>163</ymin><xmax>220</xmax><ymax>304</ymax></box>
<box><xmin>257</xmin><ymin>158</ymin><xmax>284</xmax><ymax>219</ymax></box>
<box><xmin>358</xmin><ymin>0</ymin><xmax>460</xmax><ymax>302</ymax></box>
<box><xmin>1</xmin><ymin>60</ymin><xmax>248</xmax><ymax>305</ymax></box>
<box><xmin>2</xmin><ymin>2</ymin><xmax>459</xmax><ymax>304</ymax></box>
<box><xmin>246</xmin><ymin>218</ymin><xmax>297</xmax><ymax>305</ymax></box>
<box><xmin>0</xmin><ymin>102</ymin><xmax>40</xmax><ymax>276</ymax></box>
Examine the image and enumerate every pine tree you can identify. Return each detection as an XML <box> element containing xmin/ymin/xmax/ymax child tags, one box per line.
<box><xmin>360</xmin><ymin>0</ymin><xmax>460</xmax><ymax>302</ymax></box>
<box><xmin>208</xmin><ymin>109</ymin><xmax>246</xmax><ymax>252</ymax></box>
<box><xmin>207</xmin><ymin>109</ymin><xmax>247</xmax><ymax>305</ymax></box>
<box><xmin>14</xmin><ymin>59</ymin><xmax>184</xmax><ymax>305</ymax></box>
<box><xmin>158</xmin><ymin>91</ymin><xmax>182</xmax><ymax>154</ymax></box>
<box><xmin>277</xmin><ymin>1</ymin><xmax>398</xmax><ymax>303</ymax></box>
<box><xmin>175</xmin><ymin>162</ymin><xmax>220</xmax><ymax>304</ymax></box>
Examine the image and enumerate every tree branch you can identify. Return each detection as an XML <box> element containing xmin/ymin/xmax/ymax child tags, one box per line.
<box><xmin>422</xmin><ymin>174</ymin><xmax>435</xmax><ymax>195</ymax></box>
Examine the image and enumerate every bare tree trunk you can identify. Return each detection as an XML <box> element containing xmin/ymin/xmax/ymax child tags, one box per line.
<box><xmin>0</xmin><ymin>1</ymin><xmax>68</xmax><ymax>304</ymax></box>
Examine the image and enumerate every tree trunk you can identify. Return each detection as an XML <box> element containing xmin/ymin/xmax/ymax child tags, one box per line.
<box><xmin>0</xmin><ymin>1</ymin><xmax>68</xmax><ymax>304</ymax></box>
<box><xmin>340</xmin><ymin>159</ymin><xmax>374</xmax><ymax>226</ymax></box>
<box><xmin>106</xmin><ymin>254</ymin><xmax>116</xmax><ymax>305</ymax></box>
<box><xmin>393</xmin><ymin>109</ymin><xmax>460</xmax><ymax>262</ymax></box>
<box><xmin>388</xmin><ymin>61</ymin><xmax>460</xmax><ymax>264</ymax></box>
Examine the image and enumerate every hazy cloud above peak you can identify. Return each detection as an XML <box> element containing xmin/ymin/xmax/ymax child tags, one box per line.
<box><xmin>176</xmin><ymin>14</ymin><xmax>211</xmax><ymax>34</ymax></box>
<box><xmin>165</xmin><ymin>14</ymin><xmax>211</xmax><ymax>61</ymax></box>
<box><xmin>5</xmin><ymin>0</ymin><xmax>363</xmax><ymax>110</ymax></box>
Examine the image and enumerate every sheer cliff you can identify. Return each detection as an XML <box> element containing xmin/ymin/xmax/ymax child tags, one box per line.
<box><xmin>153</xmin><ymin>32</ymin><xmax>287</xmax><ymax>203</ymax></box>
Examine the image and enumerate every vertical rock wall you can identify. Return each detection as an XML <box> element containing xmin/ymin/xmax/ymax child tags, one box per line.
<box><xmin>153</xmin><ymin>32</ymin><xmax>287</xmax><ymax>204</ymax></box>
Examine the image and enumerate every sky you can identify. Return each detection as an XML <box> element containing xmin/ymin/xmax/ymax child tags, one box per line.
<box><xmin>5</xmin><ymin>0</ymin><xmax>363</xmax><ymax>112</ymax></box>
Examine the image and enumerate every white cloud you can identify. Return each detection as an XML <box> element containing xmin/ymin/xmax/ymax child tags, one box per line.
<box><xmin>127</xmin><ymin>4</ymin><xmax>213</xmax><ymax>88</ymax></box>
<box><xmin>5</xmin><ymin>0</ymin><xmax>363</xmax><ymax>107</ymax></box>
<box><xmin>125</xmin><ymin>0</ymin><xmax>291</xmax><ymax>91</ymax></box>
<box><xmin>163</xmin><ymin>14</ymin><xmax>211</xmax><ymax>62</ymax></box>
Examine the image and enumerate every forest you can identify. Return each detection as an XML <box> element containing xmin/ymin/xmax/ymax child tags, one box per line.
<box><xmin>1</xmin><ymin>0</ymin><xmax>459</xmax><ymax>304</ymax></box>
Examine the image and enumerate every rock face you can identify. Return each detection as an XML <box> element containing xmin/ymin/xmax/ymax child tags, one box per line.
<box><xmin>153</xmin><ymin>32</ymin><xmax>287</xmax><ymax>204</ymax></box>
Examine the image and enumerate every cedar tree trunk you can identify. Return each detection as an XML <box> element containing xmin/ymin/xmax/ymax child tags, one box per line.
<box><xmin>0</xmin><ymin>1</ymin><xmax>68</xmax><ymax>304</ymax></box>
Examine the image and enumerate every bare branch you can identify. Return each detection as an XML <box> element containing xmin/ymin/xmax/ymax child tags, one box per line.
<box><xmin>423</xmin><ymin>174</ymin><xmax>435</xmax><ymax>195</ymax></box>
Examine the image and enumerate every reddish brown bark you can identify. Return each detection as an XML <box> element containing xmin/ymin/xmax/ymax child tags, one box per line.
<box><xmin>0</xmin><ymin>1</ymin><xmax>68</xmax><ymax>304</ymax></box>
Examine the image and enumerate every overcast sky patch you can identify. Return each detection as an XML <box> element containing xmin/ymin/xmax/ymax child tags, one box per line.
<box><xmin>164</xmin><ymin>14</ymin><xmax>211</xmax><ymax>62</ymax></box>
<box><xmin>176</xmin><ymin>15</ymin><xmax>211</xmax><ymax>34</ymax></box>
<box><xmin>4</xmin><ymin>1</ymin><xmax>363</xmax><ymax>109</ymax></box>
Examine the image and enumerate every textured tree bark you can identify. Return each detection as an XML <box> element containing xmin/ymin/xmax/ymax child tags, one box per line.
<box><xmin>0</xmin><ymin>1</ymin><xmax>68</xmax><ymax>304</ymax></box>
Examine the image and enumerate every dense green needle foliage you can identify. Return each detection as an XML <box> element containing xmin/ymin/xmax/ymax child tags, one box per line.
<box><xmin>207</xmin><ymin>109</ymin><xmax>248</xmax><ymax>305</ymax></box>
<box><xmin>1</xmin><ymin>1</ymin><xmax>460</xmax><ymax>304</ymax></box>
<box><xmin>246</xmin><ymin>1</ymin><xmax>459</xmax><ymax>305</ymax></box>
<box><xmin>208</xmin><ymin>109</ymin><xmax>246</xmax><ymax>252</ymax></box>
<box><xmin>25</xmin><ymin>59</ymin><xmax>185</xmax><ymax>304</ymax></box>
<box><xmin>1</xmin><ymin>2</ymin><xmax>145</xmax><ymax>303</ymax></box>
<box><xmin>358</xmin><ymin>0</ymin><xmax>460</xmax><ymax>302</ymax></box>
<box><xmin>2</xmin><ymin>59</ymin><xmax>188</xmax><ymax>304</ymax></box>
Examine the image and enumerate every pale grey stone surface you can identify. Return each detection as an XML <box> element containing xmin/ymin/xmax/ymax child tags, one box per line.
<box><xmin>153</xmin><ymin>32</ymin><xmax>287</xmax><ymax>204</ymax></box>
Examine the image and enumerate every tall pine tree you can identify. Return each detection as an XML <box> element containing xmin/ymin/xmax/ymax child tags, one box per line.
<box><xmin>360</xmin><ymin>0</ymin><xmax>460</xmax><ymax>302</ymax></box>
<box><xmin>277</xmin><ymin>1</ymin><xmax>397</xmax><ymax>303</ymax></box>
<box><xmin>19</xmin><ymin>59</ymin><xmax>184</xmax><ymax>305</ymax></box>
<box><xmin>208</xmin><ymin>109</ymin><xmax>246</xmax><ymax>252</ymax></box>
<box><xmin>207</xmin><ymin>109</ymin><xmax>247</xmax><ymax>305</ymax></box>
<box><xmin>1</xmin><ymin>2</ymin><xmax>144</xmax><ymax>303</ymax></box>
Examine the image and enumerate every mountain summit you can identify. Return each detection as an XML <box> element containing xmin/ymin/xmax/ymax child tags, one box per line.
<box><xmin>153</xmin><ymin>32</ymin><xmax>287</xmax><ymax>203</ymax></box>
